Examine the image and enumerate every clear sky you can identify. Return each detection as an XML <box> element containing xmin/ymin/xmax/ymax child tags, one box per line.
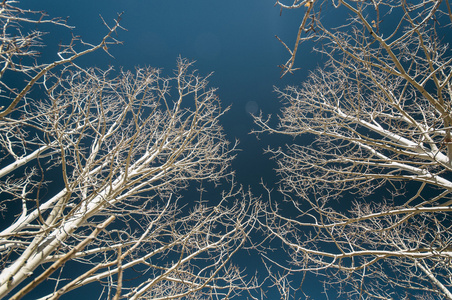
<box><xmin>16</xmin><ymin>1</ymin><xmax>336</xmax><ymax>298</ymax></box>
<box><xmin>12</xmin><ymin>2</ymin><xmax>452</xmax><ymax>299</ymax></box>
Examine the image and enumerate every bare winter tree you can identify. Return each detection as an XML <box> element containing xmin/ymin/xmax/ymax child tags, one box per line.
<box><xmin>255</xmin><ymin>0</ymin><xmax>452</xmax><ymax>299</ymax></box>
<box><xmin>0</xmin><ymin>2</ymin><xmax>261</xmax><ymax>299</ymax></box>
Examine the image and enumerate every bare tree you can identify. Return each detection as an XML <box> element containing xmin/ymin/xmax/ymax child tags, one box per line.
<box><xmin>256</xmin><ymin>0</ymin><xmax>452</xmax><ymax>299</ymax></box>
<box><xmin>0</xmin><ymin>2</ymin><xmax>261</xmax><ymax>299</ymax></box>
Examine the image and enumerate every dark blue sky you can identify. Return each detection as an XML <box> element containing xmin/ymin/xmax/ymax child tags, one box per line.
<box><xmin>14</xmin><ymin>2</ymin><xmax>452</xmax><ymax>299</ymax></box>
